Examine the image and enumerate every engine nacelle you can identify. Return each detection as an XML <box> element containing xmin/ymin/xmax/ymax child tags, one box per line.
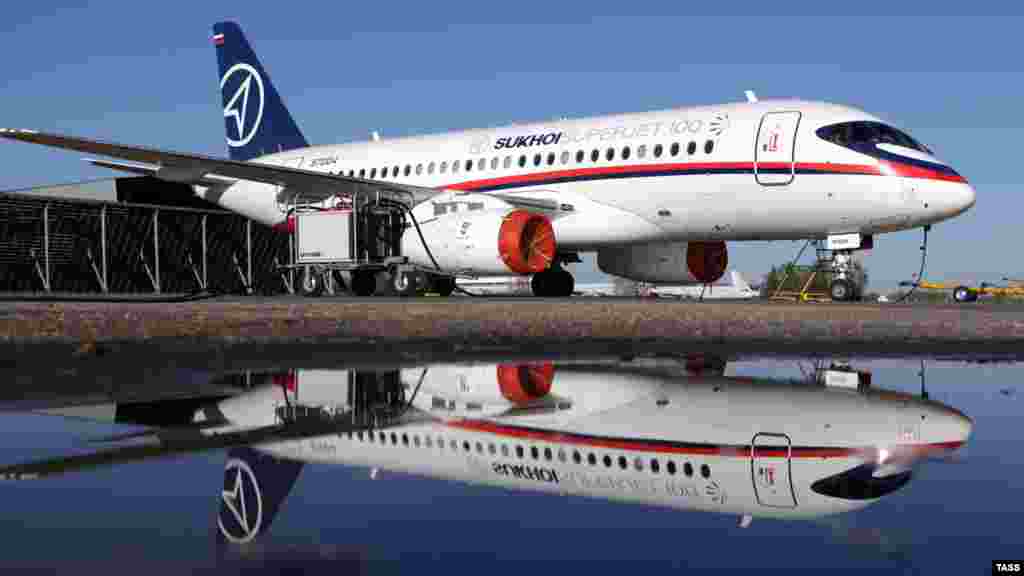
<box><xmin>597</xmin><ymin>240</ymin><xmax>728</xmax><ymax>284</ymax></box>
<box><xmin>403</xmin><ymin>207</ymin><xmax>556</xmax><ymax>275</ymax></box>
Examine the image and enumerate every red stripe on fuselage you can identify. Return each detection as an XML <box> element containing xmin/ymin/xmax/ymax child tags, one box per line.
<box><xmin>446</xmin><ymin>419</ymin><xmax>964</xmax><ymax>459</ymax></box>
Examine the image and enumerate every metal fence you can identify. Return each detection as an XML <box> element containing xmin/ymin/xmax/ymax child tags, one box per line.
<box><xmin>0</xmin><ymin>192</ymin><xmax>294</xmax><ymax>295</ymax></box>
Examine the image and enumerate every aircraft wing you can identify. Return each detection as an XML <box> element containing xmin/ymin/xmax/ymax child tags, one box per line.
<box><xmin>0</xmin><ymin>128</ymin><xmax>438</xmax><ymax>204</ymax></box>
<box><xmin>0</xmin><ymin>409</ymin><xmax>438</xmax><ymax>481</ymax></box>
<box><xmin>1</xmin><ymin>128</ymin><xmax>570</xmax><ymax>215</ymax></box>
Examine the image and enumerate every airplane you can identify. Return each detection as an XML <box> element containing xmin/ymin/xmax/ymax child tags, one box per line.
<box><xmin>0</xmin><ymin>356</ymin><xmax>971</xmax><ymax>545</ymax></box>
<box><xmin>648</xmin><ymin>270</ymin><xmax>760</xmax><ymax>300</ymax></box>
<box><xmin>0</xmin><ymin>21</ymin><xmax>976</xmax><ymax>300</ymax></box>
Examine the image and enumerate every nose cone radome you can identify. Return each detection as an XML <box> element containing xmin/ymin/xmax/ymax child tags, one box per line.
<box><xmin>953</xmin><ymin>182</ymin><xmax>976</xmax><ymax>216</ymax></box>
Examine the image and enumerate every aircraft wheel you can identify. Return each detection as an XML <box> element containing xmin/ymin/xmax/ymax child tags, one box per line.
<box><xmin>532</xmin><ymin>269</ymin><xmax>574</xmax><ymax>297</ymax></box>
<box><xmin>531</xmin><ymin>270</ymin><xmax>550</xmax><ymax>297</ymax></box>
<box><xmin>350</xmin><ymin>271</ymin><xmax>377</xmax><ymax>297</ymax></box>
<box><xmin>953</xmin><ymin>285</ymin><xmax>975</xmax><ymax>303</ymax></box>
<box><xmin>391</xmin><ymin>269</ymin><xmax>423</xmax><ymax>297</ymax></box>
<box><xmin>300</xmin><ymin>267</ymin><xmax>323</xmax><ymax>297</ymax></box>
<box><xmin>432</xmin><ymin>275</ymin><xmax>456</xmax><ymax>297</ymax></box>
<box><xmin>830</xmin><ymin>279</ymin><xmax>853</xmax><ymax>302</ymax></box>
<box><xmin>554</xmin><ymin>269</ymin><xmax>575</xmax><ymax>297</ymax></box>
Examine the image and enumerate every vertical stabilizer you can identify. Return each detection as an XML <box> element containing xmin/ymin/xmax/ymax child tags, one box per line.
<box><xmin>212</xmin><ymin>21</ymin><xmax>308</xmax><ymax>161</ymax></box>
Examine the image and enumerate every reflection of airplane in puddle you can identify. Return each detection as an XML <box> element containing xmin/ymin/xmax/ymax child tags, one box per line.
<box><xmin>0</xmin><ymin>357</ymin><xmax>970</xmax><ymax>544</ymax></box>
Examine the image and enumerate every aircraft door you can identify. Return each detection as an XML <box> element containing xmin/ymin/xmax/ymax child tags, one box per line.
<box><xmin>754</xmin><ymin>112</ymin><xmax>801</xmax><ymax>186</ymax></box>
<box><xmin>750</xmin><ymin>433</ymin><xmax>797</xmax><ymax>507</ymax></box>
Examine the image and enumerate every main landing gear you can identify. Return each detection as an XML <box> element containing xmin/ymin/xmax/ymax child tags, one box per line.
<box><xmin>531</xmin><ymin>264</ymin><xmax>575</xmax><ymax>297</ymax></box>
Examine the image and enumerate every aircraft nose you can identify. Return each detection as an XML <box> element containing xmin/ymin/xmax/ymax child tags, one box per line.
<box><xmin>954</xmin><ymin>182</ymin><xmax>976</xmax><ymax>214</ymax></box>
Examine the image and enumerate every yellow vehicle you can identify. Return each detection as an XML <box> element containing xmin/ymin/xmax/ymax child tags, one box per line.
<box><xmin>909</xmin><ymin>278</ymin><xmax>1024</xmax><ymax>303</ymax></box>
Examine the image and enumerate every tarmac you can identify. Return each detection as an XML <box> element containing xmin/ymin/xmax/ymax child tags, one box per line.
<box><xmin>2</xmin><ymin>296</ymin><xmax>1024</xmax><ymax>368</ymax></box>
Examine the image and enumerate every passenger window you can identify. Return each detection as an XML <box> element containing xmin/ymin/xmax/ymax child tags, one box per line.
<box><xmin>544</xmin><ymin>447</ymin><xmax>553</xmax><ymax>461</ymax></box>
<box><xmin>488</xmin><ymin>443</ymin><xmax>496</xmax><ymax>455</ymax></box>
<box><xmin>654</xmin><ymin>144</ymin><xmax>663</xmax><ymax>158</ymax></box>
<box><xmin>465</xmin><ymin>159</ymin><xmax>473</xmax><ymax>172</ymax></box>
<box><xmin>618</xmin><ymin>455</ymin><xmax>627</xmax><ymax>470</ymax></box>
<box><xmin>704</xmin><ymin>140</ymin><xmax>714</xmax><ymax>154</ymax></box>
<box><xmin>546</xmin><ymin>152</ymin><xmax>555</xmax><ymax>165</ymax></box>
<box><xmin>449</xmin><ymin>439</ymin><xmax>457</xmax><ymax>450</ymax></box>
<box><xmin>504</xmin><ymin>156</ymin><xmax>512</xmax><ymax>169</ymax></box>
<box><xmin>650</xmin><ymin>458</ymin><xmax>660</xmax><ymax>473</ymax></box>
<box><xmin>573</xmin><ymin>451</ymin><xmax>582</xmax><ymax>464</ymax></box>
<box><xmin>391</xmin><ymin>432</ymin><xmax>398</xmax><ymax>444</ymax></box>
<box><xmin>463</xmin><ymin>440</ymin><xmax>471</xmax><ymax>452</ymax></box>
<box><xmin>413</xmin><ymin>435</ymin><xmax>421</xmax><ymax>447</ymax></box>
<box><xmin>684</xmin><ymin>462</ymin><xmax>693</xmax><ymax>477</ymax></box>
<box><xmin>701</xmin><ymin>464</ymin><xmax>711</xmax><ymax>478</ymax></box>
<box><xmin>370</xmin><ymin>168</ymin><xmax>377</xmax><ymax>178</ymax></box>
<box><xmin>587</xmin><ymin>453</ymin><xmax>597</xmax><ymax>466</ymax></box>
<box><xmin>478</xmin><ymin>158</ymin><xmax>486</xmax><ymax>170</ymax></box>
<box><xmin>687</xmin><ymin>141</ymin><xmax>696</xmax><ymax>155</ymax></box>
<box><xmin>621</xmin><ymin>146</ymin><xmax>631</xmax><ymax>160</ymax></box>
<box><xmin>428</xmin><ymin>162</ymin><xmax>435</xmax><ymax>174</ymax></box>
<box><xmin>560</xmin><ymin>151</ymin><xmax>570</xmax><ymax>164</ymax></box>
<box><xmin>476</xmin><ymin>441</ymin><xmax>484</xmax><ymax>454</ymax></box>
<box><xmin>415</xmin><ymin>163</ymin><xmax>423</xmax><ymax>175</ymax></box>
<box><xmin>440</xmin><ymin>161</ymin><xmax>447</xmax><ymax>173</ymax></box>
<box><xmin>634</xmin><ymin>457</ymin><xmax>643</xmax><ymax>471</ymax></box>
<box><xmin>453</xmin><ymin>160</ymin><xmax>460</xmax><ymax>173</ymax></box>
<box><xmin>603</xmin><ymin>454</ymin><xmax>612</xmax><ymax>468</ymax></box>
<box><xmin>558</xmin><ymin>449</ymin><xmax>567</xmax><ymax>462</ymax></box>
<box><xmin>392</xmin><ymin>166</ymin><xmax>399</xmax><ymax>177</ymax></box>
<box><xmin>531</xmin><ymin>446</ymin><xmax>540</xmax><ymax>460</ymax></box>
<box><xmin>425</xmin><ymin>435</ymin><xmax>432</xmax><ymax>447</ymax></box>
<box><xmin>516</xmin><ymin>445</ymin><xmax>525</xmax><ymax>458</ymax></box>
<box><xmin>670</xmin><ymin>142</ymin><xmax>680</xmax><ymax>156</ymax></box>
<box><xmin>576</xmin><ymin>150</ymin><xmax>585</xmax><ymax>163</ymax></box>
<box><xmin>605</xmin><ymin>147</ymin><xmax>615</xmax><ymax>161</ymax></box>
<box><xmin>501</xmin><ymin>444</ymin><xmax>510</xmax><ymax>457</ymax></box>
<box><xmin>638</xmin><ymin>144</ymin><xmax>647</xmax><ymax>159</ymax></box>
<box><xmin>533</xmin><ymin>153</ymin><xmax>542</xmax><ymax>167</ymax></box>
<box><xmin>519</xmin><ymin>155</ymin><xmax>527</xmax><ymax>168</ymax></box>
<box><xmin>491</xmin><ymin>157</ymin><xmax>498</xmax><ymax>170</ymax></box>
<box><xmin>404</xmin><ymin>165</ymin><xmax>411</xmax><ymax>177</ymax></box>
<box><xmin>667</xmin><ymin>461</ymin><xmax>677</xmax><ymax>475</ymax></box>
<box><xmin>591</xmin><ymin>149</ymin><xmax>600</xmax><ymax>162</ymax></box>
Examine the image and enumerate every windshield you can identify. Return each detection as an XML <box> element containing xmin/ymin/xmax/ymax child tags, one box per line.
<box><xmin>817</xmin><ymin>121</ymin><xmax>933</xmax><ymax>155</ymax></box>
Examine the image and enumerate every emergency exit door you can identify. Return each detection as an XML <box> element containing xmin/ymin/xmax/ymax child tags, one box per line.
<box><xmin>750</xmin><ymin>433</ymin><xmax>797</xmax><ymax>507</ymax></box>
<box><xmin>755</xmin><ymin>111</ymin><xmax>801</xmax><ymax>185</ymax></box>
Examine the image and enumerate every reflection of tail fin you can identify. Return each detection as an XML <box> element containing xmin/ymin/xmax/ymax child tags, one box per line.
<box><xmin>212</xmin><ymin>21</ymin><xmax>308</xmax><ymax>161</ymax></box>
<box><xmin>217</xmin><ymin>447</ymin><xmax>303</xmax><ymax>546</ymax></box>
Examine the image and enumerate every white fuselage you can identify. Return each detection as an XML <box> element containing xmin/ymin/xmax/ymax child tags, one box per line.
<box><xmin>209</xmin><ymin>363</ymin><xmax>972</xmax><ymax>521</ymax></box>
<box><xmin>202</xmin><ymin>99</ymin><xmax>976</xmax><ymax>253</ymax></box>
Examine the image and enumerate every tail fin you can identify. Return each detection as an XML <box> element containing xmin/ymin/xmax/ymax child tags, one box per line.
<box><xmin>212</xmin><ymin>21</ymin><xmax>308</xmax><ymax>161</ymax></box>
<box><xmin>217</xmin><ymin>446</ymin><xmax>303</xmax><ymax>546</ymax></box>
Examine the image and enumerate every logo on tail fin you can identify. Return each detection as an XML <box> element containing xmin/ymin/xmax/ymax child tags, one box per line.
<box><xmin>220</xmin><ymin>63</ymin><xmax>265</xmax><ymax>148</ymax></box>
<box><xmin>219</xmin><ymin>458</ymin><xmax>264</xmax><ymax>543</ymax></box>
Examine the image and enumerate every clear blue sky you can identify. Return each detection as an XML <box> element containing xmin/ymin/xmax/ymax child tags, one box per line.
<box><xmin>1</xmin><ymin>2</ymin><xmax>1020</xmax><ymax>289</ymax></box>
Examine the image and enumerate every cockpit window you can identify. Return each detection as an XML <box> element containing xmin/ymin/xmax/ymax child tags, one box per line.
<box><xmin>817</xmin><ymin>121</ymin><xmax>932</xmax><ymax>155</ymax></box>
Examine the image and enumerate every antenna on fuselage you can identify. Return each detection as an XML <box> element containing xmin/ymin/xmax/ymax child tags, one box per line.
<box><xmin>745</xmin><ymin>90</ymin><xmax>758</xmax><ymax>103</ymax></box>
<box><xmin>371</xmin><ymin>131</ymin><xmax>381</xmax><ymax>141</ymax></box>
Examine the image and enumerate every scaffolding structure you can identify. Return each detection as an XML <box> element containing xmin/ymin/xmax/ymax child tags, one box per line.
<box><xmin>0</xmin><ymin>192</ymin><xmax>293</xmax><ymax>296</ymax></box>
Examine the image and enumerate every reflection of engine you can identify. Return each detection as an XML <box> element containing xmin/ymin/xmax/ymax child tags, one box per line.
<box><xmin>497</xmin><ymin>363</ymin><xmax>555</xmax><ymax>406</ymax></box>
<box><xmin>402</xmin><ymin>207</ymin><xmax>556</xmax><ymax>275</ymax></box>
<box><xmin>597</xmin><ymin>240</ymin><xmax>728</xmax><ymax>284</ymax></box>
